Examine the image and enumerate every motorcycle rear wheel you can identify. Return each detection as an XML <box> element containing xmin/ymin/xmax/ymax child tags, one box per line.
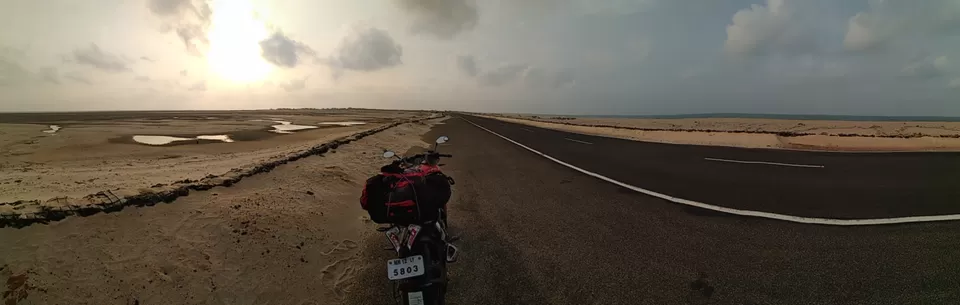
<box><xmin>396</xmin><ymin>238</ymin><xmax>447</xmax><ymax>305</ymax></box>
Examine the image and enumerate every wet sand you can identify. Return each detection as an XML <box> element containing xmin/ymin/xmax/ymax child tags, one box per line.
<box><xmin>484</xmin><ymin>114</ymin><xmax>960</xmax><ymax>151</ymax></box>
<box><xmin>0</xmin><ymin>118</ymin><xmax>444</xmax><ymax>305</ymax></box>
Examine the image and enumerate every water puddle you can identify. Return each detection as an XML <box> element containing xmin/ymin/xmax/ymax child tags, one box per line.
<box><xmin>133</xmin><ymin>136</ymin><xmax>193</xmax><ymax>145</ymax></box>
<box><xmin>196</xmin><ymin>135</ymin><xmax>235</xmax><ymax>142</ymax></box>
<box><xmin>270</xmin><ymin>121</ymin><xmax>318</xmax><ymax>133</ymax></box>
<box><xmin>43</xmin><ymin>125</ymin><xmax>61</xmax><ymax>134</ymax></box>
<box><xmin>319</xmin><ymin>121</ymin><xmax>367</xmax><ymax>126</ymax></box>
<box><xmin>133</xmin><ymin>135</ymin><xmax>234</xmax><ymax>146</ymax></box>
<box><xmin>250</xmin><ymin>119</ymin><xmax>364</xmax><ymax>133</ymax></box>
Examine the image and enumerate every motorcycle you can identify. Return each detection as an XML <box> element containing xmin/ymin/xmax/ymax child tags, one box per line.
<box><xmin>375</xmin><ymin>136</ymin><xmax>459</xmax><ymax>305</ymax></box>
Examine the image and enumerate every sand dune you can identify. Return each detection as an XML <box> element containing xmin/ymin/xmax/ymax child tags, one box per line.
<box><xmin>485</xmin><ymin>114</ymin><xmax>960</xmax><ymax>151</ymax></box>
<box><xmin>0</xmin><ymin>117</ymin><xmax>444</xmax><ymax>305</ymax></box>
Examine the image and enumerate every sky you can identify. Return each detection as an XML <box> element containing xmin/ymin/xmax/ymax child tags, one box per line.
<box><xmin>0</xmin><ymin>0</ymin><xmax>959</xmax><ymax>115</ymax></box>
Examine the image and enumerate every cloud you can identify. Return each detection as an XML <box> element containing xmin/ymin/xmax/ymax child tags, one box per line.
<box><xmin>187</xmin><ymin>80</ymin><xmax>206</xmax><ymax>91</ymax></box>
<box><xmin>71</xmin><ymin>44</ymin><xmax>130</xmax><ymax>72</ymax></box>
<box><xmin>521</xmin><ymin>67</ymin><xmax>549</xmax><ymax>87</ymax></box>
<box><xmin>0</xmin><ymin>58</ymin><xmax>29</xmax><ymax>86</ymax></box>
<box><xmin>1</xmin><ymin>54</ymin><xmax>69</xmax><ymax>86</ymax></box>
<box><xmin>176</xmin><ymin>26</ymin><xmax>209</xmax><ymax>55</ymax></box>
<box><xmin>843</xmin><ymin>12</ymin><xmax>881</xmax><ymax>52</ymax></box>
<box><xmin>458</xmin><ymin>55</ymin><xmax>573</xmax><ymax>88</ymax></box>
<box><xmin>64</xmin><ymin>71</ymin><xmax>92</xmax><ymax>85</ymax></box>
<box><xmin>724</xmin><ymin>0</ymin><xmax>817</xmax><ymax>56</ymax></box>
<box><xmin>901</xmin><ymin>56</ymin><xmax>949</xmax><ymax>79</ymax></box>
<box><xmin>39</xmin><ymin>67</ymin><xmax>60</xmax><ymax>84</ymax></box>
<box><xmin>950</xmin><ymin>78</ymin><xmax>960</xmax><ymax>89</ymax></box>
<box><xmin>279</xmin><ymin>76</ymin><xmax>309</xmax><ymax>91</ymax></box>
<box><xmin>524</xmin><ymin>68</ymin><xmax>575</xmax><ymax>88</ymax></box>
<box><xmin>844</xmin><ymin>0</ymin><xmax>960</xmax><ymax>52</ymax></box>
<box><xmin>259</xmin><ymin>32</ymin><xmax>317</xmax><ymax>68</ymax></box>
<box><xmin>140</xmin><ymin>56</ymin><xmax>155</xmax><ymax>62</ymax></box>
<box><xmin>147</xmin><ymin>0</ymin><xmax>212</xmax><ymax>56</ymax></box>
<box><xmin>180</xmin><ymin>69</ymin><xmax>188</xmax><ymax>76</ymax></box>
<box><xmin>552</xmin><ymin>72</ymin><xmax>576</xmax><ymax>88</ymax></box>
<box><xmin>456</xmin><ymin>55</ymin><xmax>479</xmax><ymax>77</ymax></box>
<box><xmin>569</xmin><ymin>0</ymin><xmax>655</xmax><ymax>16</ymax></box>
<box><xmin>135</xmin><ymin>75</ymin><xmax>152</xmax><ymax>82</ymax></box>
<box><xmin>478</xmin><ymin>63</ymin><xmax>529</xmax><ymax>86</ymax></box>
<box><xmin>326</xmin><ymin>25</ymin><xmax>403</xmax><ymax>77</ymax></box>
<box><xmin>397</xmin><ymin>0</ymin><xmax>478</xmax><ymax>39</ymax></box>
<box><xmin>148</xmin><ymin>0</ymin><xmax>194</xmax><ymax>15</ymax></box>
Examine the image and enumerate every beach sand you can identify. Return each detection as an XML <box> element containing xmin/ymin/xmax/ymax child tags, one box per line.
<box><xmin>486</xmin><ymin>114</ymin><xmax>960</xmax><ymax>151</ymax></box>
<box><xmin>0</xmin><ymin>110</ymin><xmax>426</xmax><ymax>203</ymax></box>
<box><xmin>0</xmin><ymin>117</ymin><xmax>445</xmax><ymax>305</ymax></box>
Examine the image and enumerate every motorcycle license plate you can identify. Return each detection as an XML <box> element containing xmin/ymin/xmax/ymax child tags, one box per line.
<box><xmin>387</xmin><ymin>255</ymin><xmax>425</xmax><ymax>280</ymax></box>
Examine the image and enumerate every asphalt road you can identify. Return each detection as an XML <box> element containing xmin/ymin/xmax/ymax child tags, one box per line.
<box><xmin>462</xmin><ymin>115</ymin><xmax>960</xmax><ymax>219</ymax></box>
<box><xmin>347</xmin><ymin>116</ymin><xmax>960</xmax><ymax>305</ymax></box>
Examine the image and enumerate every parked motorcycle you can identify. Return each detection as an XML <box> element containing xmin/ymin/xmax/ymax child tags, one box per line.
<box><xmin>366</xmin><ymin>136</ymin><xmax>458</xmax><ymax>305</ymax></box>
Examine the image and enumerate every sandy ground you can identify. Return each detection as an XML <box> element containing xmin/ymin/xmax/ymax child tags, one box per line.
<box><xmin>0</xmin><ymin>117</ymin><xmax>444</xmax><ymax>305</ymax></box>
<box><xmin>486</xmin><ymin>114</ymin><xmax>960</xmax><ymax>151</ymax></box>
<box><xmin>0</xmin><ymin>110</ymin><xmax>427</xmax><ymax>203</ymax></box>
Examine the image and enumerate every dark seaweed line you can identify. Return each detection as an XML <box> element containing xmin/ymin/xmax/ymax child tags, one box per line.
<box><xmin>500</xmin><ymin>115</ymin><xmax>960</xmax><ymax>139</ymax></box>
<box><xmin>0</xmin><ymin>116</ymin><xmax>437</xmax><ymax>229</ymax></box>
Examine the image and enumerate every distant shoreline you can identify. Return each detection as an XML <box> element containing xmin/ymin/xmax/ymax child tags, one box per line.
<box><xmin>516</xmin><ymin>113</ymin><xmax>960</xmax><ymax>122</ymax></box>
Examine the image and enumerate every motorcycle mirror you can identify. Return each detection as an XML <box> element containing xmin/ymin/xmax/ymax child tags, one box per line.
<box><xmin>382</xmin><ymin>151</ymin><xmax>396</xmax><ymax>158</ymax></box>
<box><xmin>435</xmin><ymin>136</ymin><xmax>449</xmax><ymax>144</ymax></box>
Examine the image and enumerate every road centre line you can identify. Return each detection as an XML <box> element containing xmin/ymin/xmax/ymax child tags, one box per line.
<box><xmin>564</xmin><ymin>138</ymin><xmax>594</xmax><ymax>145</ymax></box>
<box><xmin>461</xmin><ymin>116</ymin><xmax>960</xmax><ymax>226</ymax></box>
<box><xmin>704</xmin><ymin>157</ymin><xmax>824</xmax><ymax>168</ymax></box>
<box><xmin>521</xmin><ymin>128</ymin><xmax>535</xmax><ymax>132</ymax></box>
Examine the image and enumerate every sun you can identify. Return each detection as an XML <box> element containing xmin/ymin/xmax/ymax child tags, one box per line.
<box><xmin>206</xmin><ymin>0</ymin><xmax>272</xmax><ymax>83</ymax></box>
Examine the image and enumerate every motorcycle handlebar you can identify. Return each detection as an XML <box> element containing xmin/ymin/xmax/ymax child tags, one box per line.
<box><xmin>386</xmin><ymin>152</ymin><xmax>452</xmax><ymax>166</ymax></box>
<box><xmin>380</xmin><ymin>152</ymin><xmax>452</xmax><ymax>173</ymax></box>
<box><xmin>403</xmin><ymin>152</ymin><xmax>452</xmax><ymax>161</ymax></box>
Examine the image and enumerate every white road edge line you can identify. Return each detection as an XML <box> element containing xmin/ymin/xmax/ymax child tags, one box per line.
<box><xmin>704</xmin><ymin>157</ymin><xmax>824</xmax><ymax>168</ymax></box>
<box><xmin>521</xmin><ymin>128</ymin><xmax>535</xmax><ymax>132</ymax></box>
<box><xmin>564</xmin><ymin>138</ymin><xmax>593</xmax><ymax>145</ymax></box>
<box><xmin>462</xmin><ymin>117</ymin><xmax>960</xmax><ymax>226</ymax></box>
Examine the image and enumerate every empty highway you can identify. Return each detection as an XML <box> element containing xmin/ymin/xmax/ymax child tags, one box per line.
<box><xmin>347</xmin><ymin>115</ymin><xmax>960</xmax><ymax>305</ymax></box>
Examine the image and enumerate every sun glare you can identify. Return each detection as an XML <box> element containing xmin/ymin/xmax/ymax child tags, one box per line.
<box><xmin>206</xmin><ymin>0</ymin><xmax>272</xmax><ymax>83</ymax></box>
